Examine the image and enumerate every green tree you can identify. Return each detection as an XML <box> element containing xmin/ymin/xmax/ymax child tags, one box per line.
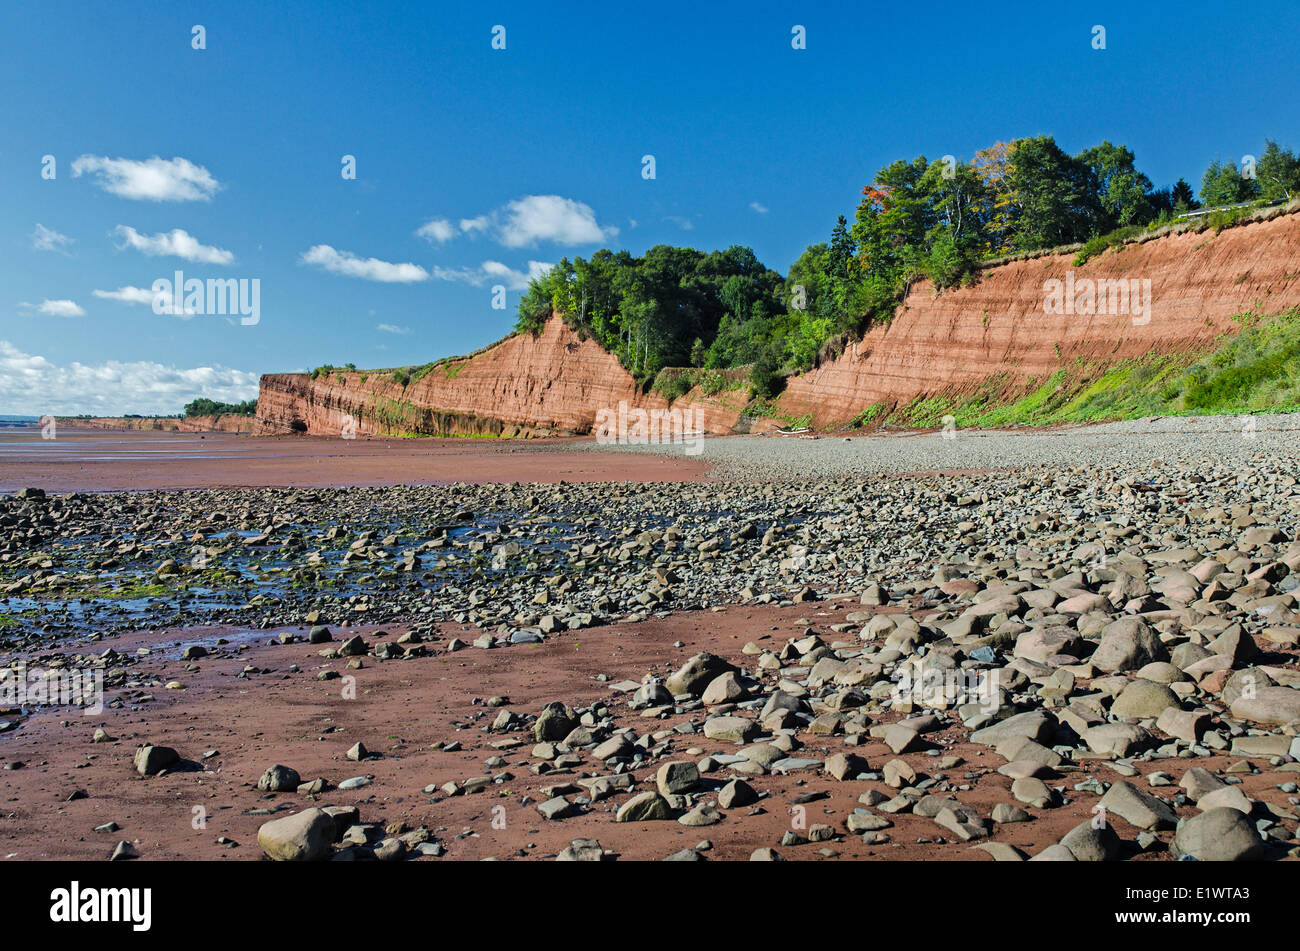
<box><xmin>1077</xmin><ymin>141</ymin><xmax>1155</xmax><ymax>228</ymax></box>
<box><xmin>518</xmin><ymin>243</ymin><xmax>784</xmax><ymax>379</ymax></box>
<box><xmin>749</xmin><ymin>345</ymin><xmax>784</xmax><ymax>399</ymax></box>
<box><xmin>919</xmin><ymin>158</ymin><xmax>988</xmax><ymax>250</ymax></box>
<box><xmin>1200</xmin><ymin>160</ymin><xmax>1261</xmax><ymax>208</ymax></box>
<box><xmin>827</xmin><ymin>215</ymin><xmax>856</xmax><ymax>280</ymax></box>
<box><xmin>1171</xmin><ymin>177</ymin><xmax>1199</xmax><ymax>212</ymax></box>
<box><xmin>784</xmin><ymin>311</ymin><xmax>832</xmax><ymax>371</ymax></box>
<box><xmin>1257</xmin><ymin>141</ymin><xmax>1300</xmax><ymax>202</ymax></box>
<box><xmin>851</xmin><ymin>156</ymin><xmax>934</xmax><ymax>282</ymax></box>
<box><xmin>184</xmin><ymin>398</ymin><xmax>256</xmax><ymax>417</ymax></box>
<box><xmin>688</xmin><ymin>337</ymin><xmax>707</xmax><ymax>367</ymax></box>
<box><xmin>517</xmin><ymin>265</ymin><xmax>563</xmax><ymax>332</ymax></box>
<box><xmin>923</xmin><ymin>229</ymin><xmax>969</xmax><ymax>288</ymax></box>
<box><xmin>1007</xmin><ymin>136</ymin><xmax>1094</xmax><ymax>250</ymax></box>
<box><xmin>972</xmin><ymin>141</ymin><xmax>1018</xmax><ymax>254</ymax></box>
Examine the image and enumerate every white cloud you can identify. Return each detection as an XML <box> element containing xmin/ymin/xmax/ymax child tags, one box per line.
<box><xmin>664</xmin><ymin>215</ymin><xmax>695</xmax><ymax>231</ymax></box>
<box><xmin>482</xmin><ymin>260</ymin><xmax>554</xmax><ymax>290</ymax></box>
<box><xmin>423</xmin><ymin>197</ymin><xmax>616</xmax><ymax>248</ymax></box>
<box><xmin>0</xmin><ymin>340</ymin><xmax>258</xmax><ymax>416</ymax></box>
<box><xmin>431</xmin><ymin>260</ymin><xmax>552</xmax><ymax>291</ymax></box>
<box><xmin>300</xmin><ymin>245</ymin><xmax>430</xmax><ymax>283</ymax></box>
<box><xmin>93</xmin><ymin>285</ymin><xmax>194</xmax><ymax>316</ymax></box>
<box><xmin>32</xmin><ymin>224</ymin><xmax>74</xmax><ymax>253</ymax></box>
<box><xmin>497</xmin><ymin>195</ymin><xmax>617</xmax><ymax>248</ymax></box>
<box><xmin>415</xmin><ymin>218</ymin><xmax>456</xmax><ymax>244</ymax></box>
<box><xmin>113</xmin><ymin>225</ymin><xmax>235</xmax><ymax>265</ymax></box>
<box><xmin>71</xmin><ymin>155</ymin><xmax>220</xmax><ymax>202</ymax></box>
<box><xmin>429</xmin><ymin>265</ymin><xmax>479</xmax><ymax>284</ymax></box>
<box><xmin>749</xmin><ymin>201</ymin><xmax>769</xmax><ymax>214</ymax></box>
<box><xmin>377</xmin><ymin>323</ymin><xmax>411</xmax><ymax>334</ymax></box>
<box><xmin>93</xmin><ymin>286</ymin><xmax>156</xmax><ymax>305</ymax></box>
<box><xmin>38</xmin><ymin>299</ymin><xmax>86</xmax><ymax>317</ymax></box>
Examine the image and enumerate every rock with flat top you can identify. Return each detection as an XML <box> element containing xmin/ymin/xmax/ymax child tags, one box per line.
<box><xmin>656</xmin><ymin>761</ymin><xmax>700</xmax><ymax>796</ymax></box>
<box><xmin>133</xmin><ymin>745</ymin><xmax>178</xmax><ymax>776</ymax></box>
<box><xmin>703</xmin><ymin>716</ymin><xmax>757</xmax><ymax>744</ymax></box>
<box><xmin>701</xmin><ymin>671</ymin><xmax>748</xmax><ymax>705</ymax></box>
<box><xmin>1196</xmin><ymin>786</ymin><xmax>1253</xmax><ymax>814</ymax></box>
<box><xmin>1179</xmin><ymin>767</ymin><xmax>1227</xmax><ymax>802</ymax></box>
<box><xmin>1230</xmin><ymin>687</ymin><xmax>1300</xmax><ymax>726</ymax></box>
<box><xmin>1098</xmin><ymin>780</ymin><xmax>1177</xmax><ymax>830</ymax></box>
<box><xmin>1082</xmin><ymin>723</ymin><xmax>1154</xmax><ymax>757</ymax></box>
<box><xmin>557</xmin><ymin>838</ymin><xmax>605</xmax><ymax>861</ymax></box>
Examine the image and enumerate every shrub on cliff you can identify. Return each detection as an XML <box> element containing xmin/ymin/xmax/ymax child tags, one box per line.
<box><xmin>1073</xmin><ymin>225</ymin><xmax>1143</xmax><ymax>266</ymax></box>
<box><xmin>652</xmin><ymin>371</ymin><xmax>694</xmax><ymax>403</ymax></box>
<box><xmin>749</xmin><ymin>349</ymin><xmax>785</xmax><ymax>400</ymax></box>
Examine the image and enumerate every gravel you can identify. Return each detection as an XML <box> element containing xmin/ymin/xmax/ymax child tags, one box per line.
<box><xmin>583</xmin><ymin>412</ymin><xmax>1300</xmax><ymax>480</ymax></box>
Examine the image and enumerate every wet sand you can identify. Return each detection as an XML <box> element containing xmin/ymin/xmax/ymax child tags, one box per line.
<box><xmin>0</xmin><ymin>597</ymin><xmax>1229</xmax><ymax>863</ymax></box>
<box><xmin>0</xmin><ymin>429</ymin><xmax>707</xmax><ymax>493</ymax></box>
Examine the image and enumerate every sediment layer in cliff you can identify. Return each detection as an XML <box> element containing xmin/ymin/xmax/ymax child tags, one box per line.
<box><xmin>777</xmin><ymin>209</ymin><xmax>1300</xmax><ymax>428</ymax></box>
<box><xmin>58</xmin><ymin>415</ymin><xmax>266</xmax><ymax>434</ymax></box>
<box><xmin>256</xmin><ymin>317</ymin><xmax>754</xmax><ymax>437</ymax></box>
<box><xmin>259</xmin><ymin>207</ymin><xmax>1300</xmax><ymax>437</ymax></box>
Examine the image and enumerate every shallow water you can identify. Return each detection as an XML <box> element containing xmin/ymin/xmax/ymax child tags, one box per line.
<box><xmin>0</xmin><ymin>430</ymin><xmax>257</xmax><ymax>463</ymax></box>
<box><xmin>0</xmin><ymin>500</ymin><xmax>689</xmax><ymax>647</ymax></box>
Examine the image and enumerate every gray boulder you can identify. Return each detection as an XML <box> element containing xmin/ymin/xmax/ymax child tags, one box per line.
<box><xmin>257</xmin><ymin>764</ymin><xmax>301</xmax><ymax>792</ymax></box>
<box><xmin>1091</xmin><ymin>617</ymin><xmax>1167</xmax><ymax>672</ymax></box>
<box><xmin>1174</xmin><ymin>808</ymin><xmax>1268</xmax><ymax>861</ymax></box>
<box><xmin>134</xmin><ymin>745</ymin><xmax>179</xmax><ymax>776</ymax></box>
<box><xmin>534</xmin><ymin>702</ymin><xmax>577</xmax><ymax>741</ymax></box>
<box><xmin>666</xmin><ymin>652</ymin><xmax>738</xmax><ymax>697</ymax></box>
<box><xmin>1111</xmin><ymin>680</ymin><xmax>1180</xmax><ymax>719</ymax></box>
<box><xmin>257</xmin><ymin>808</ymin><xmax>336</xmax><ymax>861</ymax></box>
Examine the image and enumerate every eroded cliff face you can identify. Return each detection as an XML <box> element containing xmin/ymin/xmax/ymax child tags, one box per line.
<box><xmin>258</xmin><ymin>209</ymin><xmax>1300</xmax><ymax>437</ymax></box>
<box><xmin>777</xmin><ymin>210</ymin><xmax>1300</xmax><ymax>427</ymax></box>
<box><xmin>58</xmin><ymin>415</ymin><xmax>266</xmax><ymax>434</ymax></box>
<box><xmin>257</xmin><ymin>316</ymin><xmax>753</xmax><ymax>437</ymax></box>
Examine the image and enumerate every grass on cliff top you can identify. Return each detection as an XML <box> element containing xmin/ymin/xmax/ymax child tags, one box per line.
<box><xmin>883</xmin><ymin>307</ymin><xmax>1300</xmax><ymax>428</ymax></box>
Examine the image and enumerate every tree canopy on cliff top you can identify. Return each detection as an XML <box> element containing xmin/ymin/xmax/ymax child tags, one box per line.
<box><xmin>184</xmin><ymin>398</ymin><xmax>257</xmax><ymax>418</ymax></box>
<box><xmin>517</xmin><ymin>136</ymin><xmax>1296</xmax><ymax>393</ymax></box>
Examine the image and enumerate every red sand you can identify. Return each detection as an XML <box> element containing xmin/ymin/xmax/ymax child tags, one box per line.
<box><xmin>3</xmin><ymin>597</ymin><xmax>1278</xmax><ymax>862</ymax></box>
<box><xmin>0</xmin><ymin>430</ymin><xmax>706</xmax><ymax>493</ymax></box>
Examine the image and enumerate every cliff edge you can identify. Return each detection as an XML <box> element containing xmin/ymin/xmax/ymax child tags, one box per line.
<box><xmin>257</xmin><ymin>207</ymin><xmax>1300</xmax><ymax>437</ymax></box>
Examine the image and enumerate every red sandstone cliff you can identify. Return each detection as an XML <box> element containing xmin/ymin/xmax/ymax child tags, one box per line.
<box><xmin>777</xmin><ymin>209</ymin><xmax>1300</xmax><ymax>427</ymax></box>
<box><xmin>256</xmin><ymin>317</ymin><xmax>755</xmax><ymax>437</ymax></box>
<box><xmin>258</xmin><ymin>207</ymin><xmax>1300</xmax><ymax>437</ymax></box>
<box><xmin>59</xmin><ymin>415</ymin><xmax>266</xmax><ymax>434</ymax></box>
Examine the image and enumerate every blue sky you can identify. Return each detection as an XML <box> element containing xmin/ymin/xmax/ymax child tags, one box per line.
<box><xmin>2</xmin><ymin>0</ymin><xmax>1297</xmax><ymax>414</ymax></box>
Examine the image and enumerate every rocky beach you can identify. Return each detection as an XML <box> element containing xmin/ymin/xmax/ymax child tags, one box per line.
<box><xmin>2</xmin><ymin>416</ymin><xmax>1298</xmax><ymax>862</ymax></box>
<box><xmin>10</xmin><ymin>6</ymin><xmax>1300</xmax><ymax>936</ymax></box>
